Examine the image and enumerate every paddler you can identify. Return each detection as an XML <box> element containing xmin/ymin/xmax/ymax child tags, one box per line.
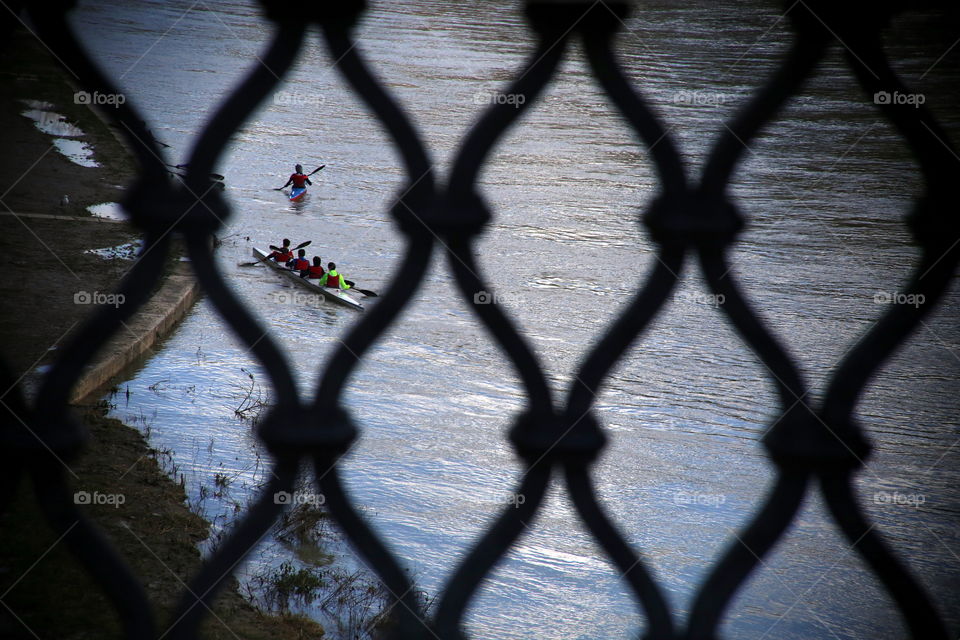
<box><xmin>267</xmin><ymin>238</ymin><xmax>294</xmax><ymax>263</ymax></box>
<box><xmin>300</xmin><ymin>256</ymin><xmax>325</xmax><ymax>280</ymax></box>
<box><xmin>279</xmin><ymin>164</ymin><xmax>312</xmax><ymax>191</ymax></box>
<box><xmin>318</xmin><ymin>262</ymin><xmax>351</xmax><ymax>290</ymax></box>
<box><xmin>289</xmin><ymin>248</ymin><xmax>309</xmax><ymax>271</ymax></box>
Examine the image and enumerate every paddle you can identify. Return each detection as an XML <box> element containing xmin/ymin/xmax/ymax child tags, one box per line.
<box><xmin>268</xmin><ymin>240</ymin><xmax>311</xmax><ymax>252</ymax></box>
<box><xmin>165</xmin><ymin>163</ymin><xmax>225</xmax><ymax>181</ymax></box>
<box><xmin>297</xmin><ymin>273</ymin><xmax>377</xmax><ymax>297</ymax></box>
<box><xmin>113</xmin><ymin>122</ymin><xmax>170</xmax><ymax>147</ymax></box>
<box><xmin>343</xmin><ymin>280</ymin><xmax>378</xmax><ymax>297</ymax></box>
<box><xmin>274</xmin><ymin>165</ymin><xmax>325</xmax><ymax>190</ymax></box>
<box><xmin>240</xmin><ymin>240</ymin><xmax>312</xmax><ymax>267</ymax></box>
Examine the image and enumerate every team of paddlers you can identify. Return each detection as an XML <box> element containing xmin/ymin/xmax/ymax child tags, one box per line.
<box><xmin>266</xmin><ymin>239</ymin><xmax>351</xmax><ymax>290</ymax></box>
<box><xmin>267</xmin><ymin>164</ymin><xmax>354</xmax><ymax>290</ymax></box>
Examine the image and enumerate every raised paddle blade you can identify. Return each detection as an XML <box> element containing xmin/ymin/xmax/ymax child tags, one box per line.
<box><xmin>294</xmin><ymin>240</ymin><xmax>312</xmax><ymax>250</ymax></box>
<box><xmin>343</xmin><ymin>280</ymin><xmax>377</xmax><ymax>297</ymax></box>
<box><xmin>170</xmin><ymin>164</ymin><xmax>225</xmax><ymax>182</ymax></box>
<box><xmin>308</xmin><ymin>164</ymin><xmax>325</xmax><ymax>176</ymax></box>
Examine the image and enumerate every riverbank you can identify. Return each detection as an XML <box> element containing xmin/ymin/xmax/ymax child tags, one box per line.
<box><xmin>0</xmin><ymin>21</ymin><xmax>324</xmax><ymax>640</ymax></box>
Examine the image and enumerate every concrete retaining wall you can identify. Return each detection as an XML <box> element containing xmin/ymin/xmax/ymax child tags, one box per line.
<box><xmin>70</xmin><ymin>261</ymin><xmax>200</xmax><ymax>404</ymax></box>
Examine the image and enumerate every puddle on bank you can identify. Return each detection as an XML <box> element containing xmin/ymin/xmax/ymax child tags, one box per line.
<box><xmin>51</xmin><ymin>138</ymin><xmax>99</xmax><ymax>168</ymax></box>
<box><xmin>20</xmin><ymin>107</ymin><xmax>86</xmax><ymax>137</ymax></box>
<box><xmin>88</xmin><ymin>202</ymin><xmax>126</xmax><ymax>221</ymax></box>
<box><xmin>86</xmin><ymin>240</ymin><xmax>142</xmax><ymax>260</ymax></box>
<box><xmin>20</xmin><ymin>98</ymin><xmax>100</xmax><ymax>167</ymax></box>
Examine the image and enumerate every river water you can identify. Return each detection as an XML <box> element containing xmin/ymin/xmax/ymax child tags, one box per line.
<box><xmin>67</xmin><ymin>1</ymin><xmax>960</xmax><ymax>638</ymax></box>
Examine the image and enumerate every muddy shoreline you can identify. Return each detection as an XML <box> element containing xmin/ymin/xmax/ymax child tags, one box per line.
<box><xmin>0</xmin><ymin>21</ymin><xmax>324</xmax><ymax>640</ymax></box>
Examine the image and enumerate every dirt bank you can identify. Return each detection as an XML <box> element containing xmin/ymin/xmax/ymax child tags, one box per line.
<box><xmin>0</xmin><ymin>20</ymin><xmax>324</xmax><ymax>640</ymax></box>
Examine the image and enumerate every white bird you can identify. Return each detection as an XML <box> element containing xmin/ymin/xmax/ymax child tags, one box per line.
<box><xmin>60</xmin><ymin>195</ymin><xmax>69</xmax><ymax>206</ymax></box>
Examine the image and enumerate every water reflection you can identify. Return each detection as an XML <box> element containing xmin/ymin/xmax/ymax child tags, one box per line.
<box><xmin>72</xmin><ymin>1</ymin><xmax>960</xmax><ymax>638</ymax></box>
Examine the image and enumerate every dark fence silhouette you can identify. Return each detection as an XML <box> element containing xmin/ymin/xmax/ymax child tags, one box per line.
<box><xmin>2</xmin><ymin>1</ymin><xmax>958</xmax><ymax>638</ymax></box>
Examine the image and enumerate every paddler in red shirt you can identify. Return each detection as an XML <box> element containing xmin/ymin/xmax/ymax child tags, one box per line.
<box><xmin>300</xmin><ymin>256</ymin><xmax>325</xmax><ymax>280</ymax></box>
<box><xmin>267</xmin><ymin>238</ymin><xmax>294</xmax><ymax>263</ymax></box>
<box><xmin>289</xmin><ymin>249</ymin><xmax>310</xmax><ymax>271</ymax></box>
<box><xmin>279</xmin><ymin>164</ymin><xmax>312</xmax><ymax>191</ymax></box>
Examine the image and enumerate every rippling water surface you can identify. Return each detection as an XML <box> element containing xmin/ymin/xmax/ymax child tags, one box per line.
<box><xmin>69</xmin><ymin>1</ymin><xmax>960</xmax><ymax>637</ymax></box>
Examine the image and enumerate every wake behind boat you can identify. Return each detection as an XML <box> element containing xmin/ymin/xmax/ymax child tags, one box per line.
<box><xmin>253</xmin><ymin>247</ymin><xmax>363</xmax><ymax>311</ymax></box>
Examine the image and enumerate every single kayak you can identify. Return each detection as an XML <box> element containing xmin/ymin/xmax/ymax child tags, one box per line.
<box><xmin>252</xmin><ymin>248</ymin><xmax>363</xmax><ymax>311</ymax></box>
<box><xmin>289</xmin><ymin>186</ymin><xmax>306</xmax><ymax>202</ymax></box>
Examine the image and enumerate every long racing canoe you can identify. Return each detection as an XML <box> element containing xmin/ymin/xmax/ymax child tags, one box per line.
<box><xmin>253</xmin><ymin>247</ymin><xmax>363</xmax><ymax>311</ymax></box>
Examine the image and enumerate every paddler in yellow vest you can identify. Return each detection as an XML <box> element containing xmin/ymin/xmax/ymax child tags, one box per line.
<box><xmin>318</xmin><ymin>262</ymin><xmax>351</xmax><ymax>290</ymax></box>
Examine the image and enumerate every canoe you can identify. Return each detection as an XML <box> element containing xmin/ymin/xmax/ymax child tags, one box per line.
<box><xmin>253</xmin><ymin>247</ymin><xmax>363</xmax><ymax>311</ymax></box>
<box><xmin>289</xmin><ymin>186</ymin><xmax>306</xmax><ymax>201</ymax></box>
